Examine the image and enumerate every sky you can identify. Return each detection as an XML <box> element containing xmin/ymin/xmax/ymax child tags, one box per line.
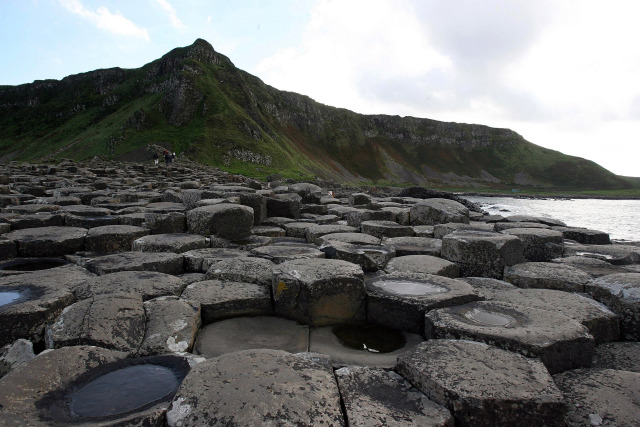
<box><xmin>1</xmin><ymin>0</ymin><xmax>639</xmax><ymax>177</ymax></box>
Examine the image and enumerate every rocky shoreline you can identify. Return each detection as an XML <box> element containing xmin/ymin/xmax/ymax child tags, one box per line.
<box><xmin>0</xmin><ymin>159</ymin><xmax>638</xmax><ymax>426</ymax></box>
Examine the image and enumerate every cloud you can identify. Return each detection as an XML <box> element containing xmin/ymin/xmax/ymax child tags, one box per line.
<box><xmin>152</xmin><ymin>0</ymin><xmax>187</xmax><ymax>30</ymax></box>
<box><xmin>59</xmin><ymin>0</ymin><xmax>149</xmax><ymax>40</ymax></box>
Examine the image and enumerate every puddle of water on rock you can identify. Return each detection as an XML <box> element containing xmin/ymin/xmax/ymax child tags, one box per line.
<box><xmin>375</xmin><ymin>279</ymin><xmax>447</xmax><ymax>296</ymax></box>
<box><xmin>0</xmin><ymin>291</ymin><xmax>21</xmax><ymax>306</ymax></box>
<box><xmin>1</xmin><ymin>259</ymin><xmax>68</xmax><ymax>272</ymax></box>
<box><xmin>70</xmin><ymin>365</ymin><xmax>179</xmax><ymax>418</ymax></box>
<box><xmin>332</xmin><ymin>324</ymin><xmax>406</xmax><ymax>353</ymax></box>
<box><xmin>463</xmin><ymin>308</ymin><xmax>514</xmax><ymax>327</ymax></box>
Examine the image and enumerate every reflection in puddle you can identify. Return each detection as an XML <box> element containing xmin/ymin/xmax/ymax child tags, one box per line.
<box><xmin>464</xmin><ymin>308</ymin><xmax>514</xmax><ymax>327</ymax></box>
<box><xmin>332</xmin><ymin>324</ymin><xmax>406</xmax><ymax>353</ymax></box>
<box><xmin>70</xmin><ymin>365</ymin><xmax>179</xmax><ymax>418</ymax></box>
<box><xmin>0</xmin><ymin>291</ymin><xmax>21</xmax><ymax>306</ymax></box>
<box><xmin>375</xmin><ymin>279</ymin><xmax>447</xmax><ymax>296</ymax></box>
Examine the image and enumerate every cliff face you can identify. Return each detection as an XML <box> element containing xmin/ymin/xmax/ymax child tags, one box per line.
<box><xmin>0</xmin><ymin>39</ymin><xmax>632</xmax><ymax>190</ymax></box>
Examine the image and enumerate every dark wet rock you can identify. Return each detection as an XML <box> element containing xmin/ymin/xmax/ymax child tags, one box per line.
<box><xmin>74</xmin><ymin>270</ymin><xmax>186</xmax><ymax>301</ymax></box>
<box><xmin>186</xmin><ymin>203</ymin><xmax>253</xmax><ymax>239</ymax></box>
<box><xmin>346</xmin><ymin>209</ymin><xmax>396</xmax><ymax>228</ymax></box>
<box><xmin>141</xmin><ymin>211</ymin><xmax>186</xmax><ymax>234</ymax></box>
<box><xmin>249</xmin><ymin>244</ymin><xmax>325</xmax><ymax>263</ymax></box>
<box><xmin>410</xmin><ymin>199</ymin><xmax>470</xmax><ymax>226</ymax></box>
<box><xmin>504</xmin><ymin>262</ymin><xmax>593</xmax><ymax>292</ymax></box>
<box><xmin>366</xmin><ymin>273</ymin><xmax>481</xmax><ymax>334</ymax></box>
<box><xmin>335</xmin><ymin>366</ymin><xmax>453</xmax><ymax>427</ymax></box>
<box><xmin>395</xmin><ymin>187</ymin><xmax>482</xmax><ymax>213</ymax></box>
<box><xmin>283</xmin><ymin>221</ymin><xmax>317</xmax><ymax>238</ymax></box>
<box><xmin>552</xmin><ymin>255</ymin><xmax>628</xmax><ymax>277</ymax></box>
<box><xmin>441</xmin><ymin>230</ymin><xmax>524</xmax><ymax>279</ymax></box>
<box><xmin>397</xmin><ymin>339</ymin><xmax>566</xmax><ymax>427</ymax></box>
<box><xmin>84</xmin><ymin>225</ymin><xmax>150</xmax><ymax>253</ymax></box>
<box><xmin>194</xmin><ymin>316</ymin><xmax>309</xmax><ymax>357</ymax></box>
<box><xmin>385</xmin><ymin>255</ymin><xmax>460</xmax><ymax>278</ymax></box>
<box><xmin>316</xmin><ymin>231</ymin><xmax>381</xmax><ymax>246</ymax></box>
<box><xmin>3</xmin><ymin>212</ymin><xmax>66</xmax><ymax>230</ymax></box>
<box><xmin>320</xmin><ymin>240</ymin><xmax>396</xmax><ymax>272</ymax></box>
<box><xmin>305</xmin><ymin>223</ymin><xmax>359</xmax><ymax>244</ymax></box>
<box><xmin>0</xmin><ymin>265</ymin><xmax>92</xmax><ymax>346</ymax></box>
<box><xmin>0</xmin><ymin>239</ymin><xmax>17</xmax><ymax>261</ymax></box>
<box><xmin>586</xmin><ymin>273</ymin><xmax>640</xmax><ymax>340</ymax></box>
<box><xmin>592</xmin><ymin>342</ymin><xmax>640</xmax><ymax>372</ymax></box>
<box><xmin>132</xmin><ymin>233</ymin><xmax>208</xmax><ymax>253</ymax></box>
<box><xmin>239</xmin><ymin>193</ymin><xmax>267</xmax><ymax>225</ymax></box>
<box><xmin>182</xmin><ymin>247</ymin><xmax>248</xmax><ymax>272</ymax></box>
<box><xmin>181</xmin><ymin>279</ymin><xmax>272</xmax><ymax>324</ymax></box>
<box><xmin>166</xmin><ymin>349</ymin><xmax>343</xmax><ymax>426</ymax></box>
<box><xmin>250</xmin><ymin>225</ymin><xmax>285</xmax><ymax>237</ymax></box>
<box><xmin>309</xmin><ymin>324</ymin><xmax>423</xmax><ymax>368</ymax></box>
<box><xmin>205</xmin><ymin>257</ymin><xmax>275</xmax><ymax>286</ymax></box>
<box><xmin>5</xmin><ymin>204</ymin><xmax>61</xmax><ymax>214</ymax></box>
<box><xmin>0</xmin><ymin>339</ymin><xmax>35</xmax><ymax>379</ymax></box>
<box><xmin>0</xmin><ymin>346</ymin><xmax>128</xmax><ymax>425</ymax></box>
<box><xmin>266</xmin><ymin>193</ymin><xmax>302</xmax><ymax>218</ymax></box>
<box><xmin>382</xmin><ymin>236</ymin><xmax>441</xmax><ymax>256</ymax></box>
<box><xmin>433</xmin><ymin>222</ymin><xmax>495</xmax><ymax>239</ymax></box>
<box><xmin>145</xmin><ymin>202</ymin><xmax>186</xmax><ymax>213</ymax></box>
<box><xmin>361</xmin><ymin>220</ymin><xmax>414</xmax><ymax>239</ymax></box>
<box><xmin>425</xmin><ymin>300</ymin><xmax>594</xmax><ymax>373</ymax></box>
<box><xmin>139</xmin><ymin>296</ymin><xmax>201</xmax><ymax>356</ymax></box>
<box><xmin>349</xmin><ymin>192</ymin><xmax>372</xmax><ymax>206</ymax></box>
<box><xmin>58</xmin><ymin>204</ymin><xmax>112</xmax><ymax>217</ymax></box>
<box><xmin>553</xmin><ymin>368</ymin><xmax>640</xmax><ymax>427</ymax></box>
<box><xmin>552</xmin><ymin>226</ymin><xmax>611</xmax><ymax>244</ymax></box>
<box><xmin>501</xmin><ymin>227</ymin><xmax>564</xmax><ymax>261</ymax></box>
<box><xmin>5</xmin><ymin>226</ymin><xmax>87</xmax><ymax>257</ymax></box>
<box><xmin>272</xmin><ymin>258</ymin><xmax>365</xmax><ymax>326</ymax></box>
<box><xmin>262</xmin><ymin>216</ymin><xmax>297</xmax><ymax>227</ymax></box>
<box><xmin>64</xmin><ymin>214</ymin><xmax>119</xmax><ymax>228</ymax></box>
<box><xmin>80</xmin><ymin>251</ymin><xmax>184</xmax><ymax>275</ymax></box>
<box><xmin>46</xmin><ymin>292</ymin><xmax>146</xmax><ymax>354</ymax></box>
<box><xmin>209</xmin><ymin>234</ymin><xmax>272</xmax><ymax>250</ymax></box>
<box><xmin>563</xmin><ymin>242</ymin><xmax>640</xmax><ymax>265</ymax></box>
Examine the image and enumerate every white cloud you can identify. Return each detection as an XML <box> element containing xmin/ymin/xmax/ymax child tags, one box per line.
<box><xmin>59</xmin><ymin>0</ymin><xmax>150</xmax><ymax>40</ymax></box>
<box><xmin>152</xmin><ymin>0</ymin><xmax>187</xmax><ymax>30</ymax></box>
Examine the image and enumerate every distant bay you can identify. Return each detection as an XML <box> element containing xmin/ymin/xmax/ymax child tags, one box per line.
<box><xmin>463</xmin><ymin>196</ymin><xmax>640</xmax><ymax>242</ymax></box>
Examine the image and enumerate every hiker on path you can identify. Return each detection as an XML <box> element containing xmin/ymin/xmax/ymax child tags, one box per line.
<box><xmin>153</xmin><ymin>152</ymin><xmax>159</xmax><ymax>165</ymax></box>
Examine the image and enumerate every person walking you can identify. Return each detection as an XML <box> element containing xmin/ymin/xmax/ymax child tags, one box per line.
<box><xmin>152</xmin><ymin>152</ymin><xmax>159</xmax><ymax>165</ymax></box>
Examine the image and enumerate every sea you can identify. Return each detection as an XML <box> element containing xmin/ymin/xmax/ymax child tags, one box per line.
<box><xmin>462</xmin><ymin>196</ymin><xmax>640</xmax><ymax>242</ymax></box>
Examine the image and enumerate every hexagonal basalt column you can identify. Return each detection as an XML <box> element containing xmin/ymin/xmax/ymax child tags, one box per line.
<box><xmin>360</xmin><ymin>220</ymin><xmax>414</xmax><ymax>239</ymax></box>
<box><xmin>132</xmin><ymin>233</ymin><xmax>208</xmax><ymax>253</ymax></box>
<box><xmin>424</xmin><ymin>300</ymin><xmax>594</xmax><ymax>373</ymax></box>
<box><xmin>382</xmin><ymin>236</ymin><xmax>441</xmax><ymax>256</ymax></box>
<box><xmin>397</xmin><ymin>339</ymin><xmax>566</xmax><ymax>426</ymax></box>
<box><xmin>366</xmin><ymin>272</ymin><xmax>481</xmax><ymax>334</ymax></box>
<box><xmin>186</xmin><ymin>203</ymin><xmax>253</xmax><ymax>239</ymax></box>
<box><xmin>441</xmin><ymin>230</ymin><xmax>524</xmax><ymax>279</ymax></box>
<box><xmin>4</xmin><ymin>226</ymin><xmax>87</xmax><ymax>257</ymax></box>
<box><xmin>409</xmin><ymin>198</ymin><xmax>469</xmax><ymax>226</ymax></box>
<box><xmin>319</xmin><ymin>240</ymin><xmax>396</xmax><ymax>272</ymax></box>
<box><xmin>85</xmin><ymin>225</ymin><xmax>150</xmax><ymax>253</ymax></box>
<box><xmin>501</xmin><ymin>227</ymin><xmax>564</xmax><ymax>261</ymax></box>
<box><xmin>586</xmin><ymin>273</ymin><xmax>640</xmax><ymax>340</ymax></box>
<box><xmin>504</xmin><ymin>262</ymin><xmax>592</xmax><ymax>292</ymax></box>
<box><xmin>384</xmin><ymin>255</ymin><xmax>460</xmax><ymax>278</ymax></box>
<box><xmin>272</xmin><ymin>258</ymin><xmax>365</xmax><ymax>326</ymax></box>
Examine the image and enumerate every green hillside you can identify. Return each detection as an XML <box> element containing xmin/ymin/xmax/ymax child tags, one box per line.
<box><xmin>0</xmin><ymin>39</ymin><xmax>635</xmax><ymax>190</ymax></box>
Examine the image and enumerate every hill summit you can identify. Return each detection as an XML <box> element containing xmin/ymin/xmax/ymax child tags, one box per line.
<box><xmin>0</xmin><ymin>39</ymin><xmax>632</xmax><ymax>190</ymax></box>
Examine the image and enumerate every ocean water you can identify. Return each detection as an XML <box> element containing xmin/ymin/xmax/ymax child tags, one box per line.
<box><xmin>463</xmin><ymin>196</ymin><xmax>640</xmax><ymax>242</ymax></box>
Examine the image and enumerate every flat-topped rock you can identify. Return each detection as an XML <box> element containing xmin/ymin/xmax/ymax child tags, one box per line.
<box><xmin>85</xmin><ymin>225</ymin><xmax>150</xmax><ymax>253</ymax></box>
<box><xmin>503</xmin><ymin>262</ymin><xmax>593</xmax><ymax>292</ymax></box>
<box><xmin>319</xmin><ymin>240</ymin><xmax>396</xmax><ymax>272</ymax></box>
<box><xmin>563</xmin><ymin>242</ymin><xmax>640</xmax><ymax>265</ymax></box>
<box><xmin>494</xmin><ymin>221</ymin><xmax>549</xmax><ymax>231</ymax></box>
<box><xmin>335</xmin><ymin>366</ymin><xmax>453</xmax><ymax>427</ymax></box>
<box><xmin>181</xmin><ymin>279</ymin><xmax>272</xmax><ymax>324</ymax></box>
<box><xmin>586</xmin><ymin>273</ymin><xmax>640</xmax><ymax>340</ymax></box>
<box><xmin>592</xmin><ymin>342</ymin><xmax>640</xmax><ymax>372</ymax></box>
<box><xmin>46</xmin><ymin>292</ymin><xmax>145</xmax><ymax>354</ymax></box>
<box><xmin>249</xmin><ymin>244</ymin><xmax>325</xmax><ymax>263</ymax></box>
<box><xmin>316</xmin><ymin>232</ymin><xmax>381</xmax><ymax>246</ymax></box>
<box><xmin>4</xmin><ymin>226</ymin><xmax>87</xmax><ymax>257</ymax></box>
<box><xmin>138</xmin><ymin>296</ymin><xmax>201</xmax><ymax>356</ymax></box>
<box><xmin>194</xmin><ymin>316</ymin><xmax>309</xmax><ymax>357</ymax></box>
<box><xmin>205</xmin><ymin>257</ymin><xmax>275</xmax><ymax>287</ymax></box>
<box><xmin>382</xmin><ymin>236</ymin><xmax>441</xmax><ymax>256</ymax></box>
<box><xmin>182</xmin><ymin>247</ymin><xmax>248</xmax><ymax>272</ymax></box>
<box><xmin>441</xmin><ymin>230</ymin><xmax>524</xmax><ymax>279</ymax></box>
<box><xmin>552</xmin><ymin>226</ymin><xmax>611</xmax><ymax>244</ymax></box>
<box><xmin>73</xmin><ymin>270</ymin><xmax>186</xmax><ymax>301</ymax></box>
<box><xmin>552</xmin><ymin>255</ymin><xmax>628</xmax><ymax>277</ymax></box>
<box><xmin>80</xmin><ymin>251</ymin><xmax>184</xmax><ymax>275</ymax></box>
<box><xmin>366</xmin><ymin>272</ymin><xmax>481</xmax><ymax>334</ymax></box>
<box><xmin>166</xmin><ymin>349</ymin><xmax>344</xmax><ymax>426</ymax></box>
<box><xmin>272</xmin><ymin>258</ymin><xmax>365</xmax><ymax>326</ymax></box>
<box><xmin>58</xmin><ymin>204</ymin><xmax>112</xmax><ymax>217</ymax></box>
<box><xmin>397</xmin><ymin>339</ymin><xmax>566</xmax><ymax>426</ymax></box>
<box><xmin>132</xmin><ymin>233</ymin><xmax>208</xmax><ymax>253</ymax></box>
<box><xmin>186</xmin><ymin>203</ymin><xmax>253</xmax><ymax>239</ymax></box>
<box><xmin>361</xmin><ymin>220</ymin><xmax>414</xmax><ymax>239</ymax></box>
<box><xmin>410</xmin><ymin>198</ymin><xmax>469</xmax><ymax>225</ymax></box>
<box><xmin>553</xmin><ymin>368</ymin><xmax>640</xmax><ymax>427</ymax></box>
<box><xmin>384</xmin><ymin>255</ymin><xmax>460</xmax><ymax>278</ymax></box>
<box><xmin>504</xmin><ymin>214</ymin><xmax>566</xmax><ymax>227</ymax></box>
<box><xmin>346</xmin><ymin>210</ymin><xmax>396</xmax><ymax>227</ymax></box>
<box><xmin>65</xmin><ymin>213</ymin><xmax>119</xmax><ymax>228</ymax></box>
<box><xmin>305</xmin><ymin>223</ymin><xmax>359</xmax><ymax>244</ymax></box>
<box><xmin>425</xmin><ymin>300</ymin><xmax>594</xmax><ymax>373</ymax></box>
<box><xmin>2</xmin><ymin>212</ymin><xmax>65</xmax><ymax>230</ymax></box>
<box><xmin>433</xmin><ymin>222</ymin><xmax>495</xmax><ymax>239</ymax></box>
<box><xmin>266</xmin><ymin>193</ymin><xmax>301</xmax><ymax>218</ymax></box>
<box><xmin>501</xmin><ymin>227</ymin><xmax>564</xmax><ymax>261</ymax></box>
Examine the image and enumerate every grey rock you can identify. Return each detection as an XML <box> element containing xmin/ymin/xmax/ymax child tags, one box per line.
<box><xmin>552</xmin><ymin>226</ymin><xmax>611</xmax><ymax>244</ymax></box>
<box><xmin>132</xmin><ymin>233</ymin><xmax>208</xmax><ymax>253</ymax></box>
<box><xmin>346</xmin><ymin>209</ymin><xmax>395</xmax><ymax>228</ymax></box>
<box><xmin>0</xmin><ymin>339</ymin><xmax>35</xmax><ymax>378</ymax></box>
<box><xmin>283</xmin><ymin>221</ymin><xmax>315</xmax><ymax>238</ymax></box>
<box><xmin>74</xmin><ymin>270</ymin><xmax>186</xmax><ymax>301</ymax></box>
<box><xmin>305</xmin><ymin>223</ymin><xmax>359</xmax><ymax>244</ymax></box>
<box><xmin>382</xmin><ymin>236</ymin><xmax>442</xmax><ymax>256</ymax></box>
<box><xmin>433</xmin><ymin>222</ymin><xmax>494</xmax><ymax>239</ymax></box>
<box><xmin>503</xmin><ymin>262</ymin><xmax>593</xmax><ymax>292</ymax></box>
<box><xmin>335</xmin><ymin>366</ymin><xmax>453</xmax><ymax>427</ymax></box>
<box><xmin>139</xmin><ymin>296</ymin><xmax>201</xmax><ymax>356</ymax></box>
<box><xmin>186</xmin><ymin>203</ymin><xmax>253</xmax><ymax>239</ymax></box>
<box><xmin>272</xmin><ymin>258</ymin><xmax>365</xmax><ymax>326</ymax></box>
<box><xmin>361</xmin><ymin>220</ymin><xmax>414</xmax><ymax>239</ymax></box>
<box><xmin>80</xmin><ymin>251</ymin><xmax>184</xmax><ymax>275</ymax></box>
<box><xmin>397</xmin><ymin>339</ymin><xmax>566</xmax><ymax>427</ymax></box>
<box><xmin>85</xmin><ymin>225</ymin><xmax>149</xmax><ymax>253</ymax></box>
<box><xmin>504</xmin><ymin>215</ymin><xmax>566</xmax><ymax>227</ymax></box>
<box><xmin>385</xmin><ymin>255</ymin><xmax>460</xmax><ymax>278</ymax></box>
<box><xmin>410</xmin><ymin>198</ymin><xmax>469</xmax><ymax>225</ymax></box>
<box><xmin>239</xmin><ymin>192</ymin><xmax>267</xmax><ymax>225</ymax></box>
<box><xmin>425</xmin><ymin>301</ymin><xmax>594</xmax><ymax>373</ymax></box>
<box><xmin>554</xmin><ymin>368</ymin><xmax>640</xmax><ymax>427</ymax></box>
<box><xmin>205</xmin><ymin>257</ymin><xmax>275</xmax><ymax>287</ymax></box>
<box><xmin>166</xmin><ymin>349</ymin><xmax>344</xmax><ymax>426</ymax></box>
<box><xmin>249</xmin><ymin>244</ymin><xmax>325</xmax><ymax>263</ymax></box>
<box><xmin>552</xmin><ymin>255</ymin><xmax>628</xmax><ymax>277</ymax></box>
<box><xmin>250</xmin><ymin>225</ymin><xmax>285</xmax><ymax>237</ymax></box>
<box><xmin>412</xmin><ymin>224</ymin><xmax>435</xmax><ymax>237</ymax></box>
<box><xmin>320</xmin><ymin>240</ymin><xmax>396</xmax><ymax>272</ymax></box>
<box><xmin>501</xmin><ymin>227</ymin><xmax>564</xmax><ymax>261</ymax></box>
<box><xmin>316</xmin><ymin>232</ymin><xmax>381</xmax><ymax>246</ymax></box>
<box><xmin>266</xmin><ymin>193</ymin><xmax>301</xmax><ymax>218</ymax></box>
<box><xmin>349</xmin><ymin>193</ymin><xmax>372</xmax><ymax>206</ymax></box>
<box><xmin>592</xmin><ymin>342</ymin><xmax>640</xmax><ymax>372</ymax></box>
<box><xmin>4</xmin><ymin>226</ymin><xmax>87</xmax><ymax>257</ymax></box>
<box><xmin>64</xmin><ymin>214</ymin><xmax>119</xmax><ymax>229</ymax></box>
<box><xmin>459</xmin><ymin>277</ymin><xmax>517</xmax><ymax>299</ymax></box>
<box><xmin>563</xmin><ymin>242</ymin><xmax>640</xmax><ymax>265</ymax></box>
<box><xmin>142</xmin><ymin>212</ymin><xmax>186</xmax><ymax>234</ymax></box>
<box><xmin>182</xmin><ymin>247</ymin><xmax>248</xmax><ymax>272</ymax></box>
<box><xmin>0</xmin><ymin>239</ymin><xmax>17</xmax><ymax>260</ymax></box>
<box><xmin>494</xmin><ymin>221</ymin><xmax>549</xmax><ymax>231</ymax></box>
<box><xmin>586</xmin><ymin>273</ymin><xmax>640</xmax><ymax>340</ymax></box>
